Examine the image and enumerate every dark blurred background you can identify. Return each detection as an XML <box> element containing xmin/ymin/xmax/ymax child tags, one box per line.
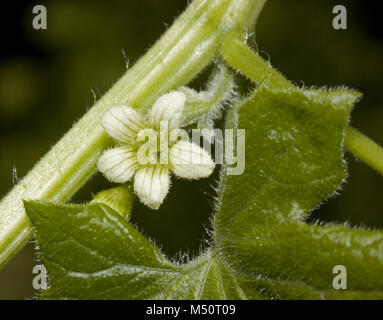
<box><xmin>0</xmin><ymin>0</ymin><xmax>382</xmax><ymax>299</ymax></box>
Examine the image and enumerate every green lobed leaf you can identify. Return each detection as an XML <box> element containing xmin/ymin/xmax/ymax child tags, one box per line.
<box><xmin>25</xmin><ymin>83</ymin><xmax>383</xmax><ymax>300</ymax></box>
<box><xmin>214</xmin><ymin>85</ymin><xmax>383</xmax><ymax>299</ymax></box>
<box><xmin>216</xmin><ymin>85</ymin><xmax>358</xmax><ymax>230</ymax></box>
<box><xmin>25</xmin><ymin>199</ymin><xmax>261</xmax><ymax>299</ymax></box>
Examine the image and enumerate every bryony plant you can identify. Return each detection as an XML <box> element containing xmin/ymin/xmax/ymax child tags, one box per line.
<box><xmin>1</xmin><ymin>0</ymin><xmax>383</xmax><ymax>300</ymax></box>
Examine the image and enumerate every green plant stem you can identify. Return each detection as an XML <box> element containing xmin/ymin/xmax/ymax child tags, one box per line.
<box><xmin>181</xmin><ymin>65</ymin><xmax>234</xmax><ymax>126</ymax></box>
<box><xmin>221</xmin><ymin>33</ymin><xmax>383</xmax><ymax>176</ymax></box>
<box><xmin>0</xmin><ymin>0</ymin><xmax>267</xmax><ymax>268</ymax></box>
<box><xmin>344</xmin><ymin>126</ymin><xmax>383</xmax><ymax>175</ymax></box>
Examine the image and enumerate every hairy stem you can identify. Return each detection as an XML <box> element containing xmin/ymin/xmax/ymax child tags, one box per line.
<box><xmin>345</xmin><ymin>127</ymin><xmax>383</xmax><ymax>176</ymax></box>
<box><xmin>181</xmin><ymin>64</ymin><xmax>235</xmax><ymax>126</ymax></box>
<box><xmin>221</xmin><ymin>33</ymin><xmax>383</xmax><ymax>174</ymax></box>
<box><xmin>0</xmin><ymin>0</ymin><xmax>267</xmax><ymax>268</ymax></box>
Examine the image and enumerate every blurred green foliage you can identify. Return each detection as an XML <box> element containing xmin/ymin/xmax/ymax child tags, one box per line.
<box><xmin>0</xmin><ymin>0</ymin><xmax>382</xmax><ymax>299</ymax></box>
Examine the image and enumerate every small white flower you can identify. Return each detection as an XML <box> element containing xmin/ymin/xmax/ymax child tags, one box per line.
<box><xmin>97</xmin><ymin>91</ymin><xmax>215</xmax><ymax>210</ymax></box>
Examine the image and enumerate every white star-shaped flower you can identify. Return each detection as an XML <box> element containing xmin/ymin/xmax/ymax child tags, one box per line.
<box><xmin>97</xmin><ymin>91</ymin><xmax>215</xmax><ymax>210</ymax></box>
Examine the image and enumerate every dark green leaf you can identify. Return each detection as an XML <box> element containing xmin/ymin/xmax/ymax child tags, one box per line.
<box><xmin>214</xmin><ymin>85</ymin><xmax>383</xmax><ymax>298</ymax></box>
<box><xmin>25</xmin><ymin>85</ymin><xmax>383</xmax><ymax>300</ymax></box>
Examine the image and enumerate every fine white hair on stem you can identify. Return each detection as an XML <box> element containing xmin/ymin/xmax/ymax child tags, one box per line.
<box><xmin>121</xmin><ymin>48</ymin><xmax>130</xmax><ymax>69</ymax></box>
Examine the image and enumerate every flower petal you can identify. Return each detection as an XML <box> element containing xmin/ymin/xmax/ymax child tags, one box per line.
<box><xmin>150</xmin><ymin>91</ymin><xmax>186</xmax><ymax>130</ymax></box>
<box><xmin>102</xmin><ymin>105</ymin><xmax>147</xmax><ymax>143</ymax></box>
<box><xmin>134</xmin><ymin>166</ymin><xmax>170</xmax><ymax>210</ymax></box>
<box><xmin>169</xmin><ymin>141</ymin><xmax>215</xmax><ymax>179</ymax></box>
<box><xmin>97</xmin><ymin>147</ymin><xmax>139</xmax><ymax>183</ymax></box>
